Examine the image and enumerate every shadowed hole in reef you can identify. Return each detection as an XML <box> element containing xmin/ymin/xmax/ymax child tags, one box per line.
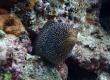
<box><xmin>99</xmin><ymin>0</ymin><xmax>110</xmax><ymax>33</ymax></box>
<box><xmin>65</xmin><ymin>57</ymin><xmax>98</xmax><ymax>80</ymax></box>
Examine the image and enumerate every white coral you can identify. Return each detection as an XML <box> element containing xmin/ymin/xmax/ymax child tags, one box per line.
<box><xmin>0</xmin><ymin>42</ymin><xmax>7</xmax><ymax>60</ymax></box>
<box><xmin>0</xmin><ymin>42</ymin><xmax>7</xmax><ymax>66</ymax></box>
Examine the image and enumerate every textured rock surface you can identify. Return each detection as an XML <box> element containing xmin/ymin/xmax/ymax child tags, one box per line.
<box><xmin>65</xmin><ymin>0</ymin><xmax>110</xmax><ymax>79</ymax></box>
<box><xmin>0</xmin><ymin>0</ymin><xmax>110</xmax><ymax>80</ymax></box>
<box><xmin>0</xmin><ymin>34</ymin><xmax>62</xmax><ymax>80</ymax></box>
<box><xmin>71</xmin><ymin>0</ymin><xmax>110</xmax><ymax>70</ymax></box>
<box><xmin>97</xmin><ymin>72</ymin><xmax>110</xmax><ymax>80</ymax></box>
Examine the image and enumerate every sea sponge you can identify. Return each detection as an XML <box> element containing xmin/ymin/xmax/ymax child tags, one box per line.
<box><xmin>3</xmin><ymin>13</ymin><xmax>25</xmax><ymax>37</ymax></box>
<box><xmin>0</xmin><ymin>9</ymin><xmax>25</xmax><ymax>37</ymax></box>
<box><xmin>0</xmin><ymin>9</ymin><xmax>9</xmax><ymax>30</ymax></box>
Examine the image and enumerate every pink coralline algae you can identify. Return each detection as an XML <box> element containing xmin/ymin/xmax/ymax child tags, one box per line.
<box><xmin>0</xmin><ymin>0</ymin><xmax>110</xmax><ymax>80</ymax></box>
<box><xmin>57</xmin><ymin>62</ymin><xmax>68</xmax><ymax>80</ymax></box>
<box><xmin>0</xmin><ymin>35</ymin><xmax>62</xmax><ymax>80</ymax></box>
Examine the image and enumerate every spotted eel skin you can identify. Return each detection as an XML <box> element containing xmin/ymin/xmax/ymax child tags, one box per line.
<box><xmin>32</xmin><ymin>21</ymin><xmax>77</xmax><ymax>66</ymax></box>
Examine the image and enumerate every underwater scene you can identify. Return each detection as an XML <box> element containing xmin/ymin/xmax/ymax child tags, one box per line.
<box><xmin>0</xmin><ymin>0</ymin><xmax>110</xmax><ymax>80</ymax></box>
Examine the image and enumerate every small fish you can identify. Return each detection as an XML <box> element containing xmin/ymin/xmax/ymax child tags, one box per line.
<box><xmin>32</xmin><ymin>21</ymin><xmax>77</xmax><ymax>66</ymax></box>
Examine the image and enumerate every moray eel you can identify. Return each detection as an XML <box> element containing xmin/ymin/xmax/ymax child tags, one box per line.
<box><xmin>32</xmin><ymin>21</ymin><xmax>77</xmax><ymax>66</ymax></box>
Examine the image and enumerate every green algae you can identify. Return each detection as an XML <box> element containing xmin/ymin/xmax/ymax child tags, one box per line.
<box><xmin>0</xmin><ymin>30</ymin><xmax>5</xmax><ymax>38</ymax></box>
<box><xmin>4</xmin><ymin>71</ymin><xmax>12</xmax><ymax>80</ymax></box>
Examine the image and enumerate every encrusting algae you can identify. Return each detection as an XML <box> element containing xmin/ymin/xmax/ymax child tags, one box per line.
<box><xmin>32</xmin><ymin>21</ymin><xmax>77</xmax><ymax>66</ymax></box>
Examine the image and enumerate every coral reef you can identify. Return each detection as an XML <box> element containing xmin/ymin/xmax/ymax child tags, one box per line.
<box><xmin>0</xmin><ymin>34</ymin><xmax>62</xmax><ymax>80</ymax></box>
<box><xmin>11</xmin><ymin>0</ymin><xmax>37</xmax><ymax>27</ymax></box>
<box><xmin>70</xmin><ymin>0</ymin><xmax>110</xmax><ymax>71</ymax></box>
<box><xmin>97</xmin><ymin>72</ymin><xmax>110</xmax><ymax>80</ymax></box>
<box><xmin>0</xmin><ymin>0</ymin><xmax>110</xmax><ymax>80</ymax></box>
<box><xmin>10</xmin><ymin>0</ymin><xmax>81</xmax><ymax>30</ymax></box>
